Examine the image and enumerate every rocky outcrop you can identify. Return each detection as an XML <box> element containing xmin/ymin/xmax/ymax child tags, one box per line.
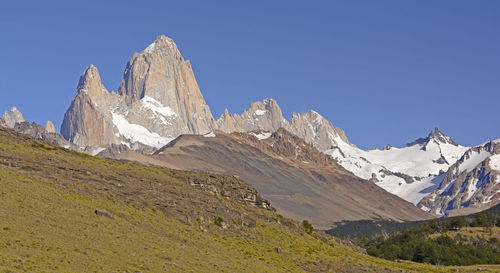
<box><xmin>216</xmin><ymin>98</ymin><xmax>351</xmax><ymax>152</ymax></box>
<box><xmin>62</xmin><ymin>35</ymin><xmax>216</xmax><ymax>151</ymax></box>
<box><xmin>0</xmin><ymin>107</ymin><xmax>24</xmax><ymax>128</ymax></box>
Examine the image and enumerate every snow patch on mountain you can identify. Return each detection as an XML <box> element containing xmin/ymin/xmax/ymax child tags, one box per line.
<box><xmin>112</xmin><ymin>112</ymin><xmax>173</xmax><ymax>148</ymax></box>
<box><xmin>459</xmin><ymin>149</ymin><xmax>491</xmax><ymax>173</ymax></box>
<box><xmin>250</xmin><ymin>131</ymin><xmax>272</xmax><ymax>140</ymax></box>
<box><xmin>203</xmin><ymin>132</ymin><xmax>216</xmax><ymax>138</ymax></box>
<box><xmin>254</xmin><ymin>109</ymin><xmax>267</xmax><ymax>116</ymax></box>
<box><xmin>489</xmin><ymin>154</ymin><xmax>500</xmax><ymax>171</ymax></box>
<box><xmin>142</xmin><ymin>96</ymin><xmax>178</xmax><ymax>117</ymax></box>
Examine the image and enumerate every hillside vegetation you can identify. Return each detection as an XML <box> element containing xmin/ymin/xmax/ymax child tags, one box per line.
<box><xmin>358</xmin><ymin>210</ymin><xmax>500</xmax><ymax>266</ymax></box>
<box><xmin>0</xmin><ymin>127</ymin><xmax>499</xmax><ymax>272</ymax></box>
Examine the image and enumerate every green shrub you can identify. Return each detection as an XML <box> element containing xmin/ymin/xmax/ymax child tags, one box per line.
<box><xmin>214</xmin><ymin>217</ymin><xmax>224</xmax><ymax>227</ymax></box>
<box><xmin>302</xmin><ymin>220</ymin><xmax>313</xmax><ymax>234</ymax></box>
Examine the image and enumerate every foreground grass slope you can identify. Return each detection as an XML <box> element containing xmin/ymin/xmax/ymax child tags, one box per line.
<box><xmin>0</xmin><ymin>128</ymin><xmax>498</xmax><ymax>272</ymax></box>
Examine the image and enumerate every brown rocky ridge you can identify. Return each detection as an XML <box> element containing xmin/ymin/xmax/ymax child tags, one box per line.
<box><xmin>104</xmin><ymin>128</ymin><xmax>432</xmax><ymax>229</ymax></box>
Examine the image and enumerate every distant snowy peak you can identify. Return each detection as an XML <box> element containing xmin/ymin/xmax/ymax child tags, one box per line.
<box><xmin>325</xmin><ymin>128</ymin><xmax>469</xmax><ymax>205</ymax></box>
<box><xmin>406</xmin><ymin>128</ymin><xmax>458</xmax><ymax>149</ymax></box>
<box><xmin>419</xmin><ymin>140</ymin><xmax>500</xmax><ymax>215</ymax></box>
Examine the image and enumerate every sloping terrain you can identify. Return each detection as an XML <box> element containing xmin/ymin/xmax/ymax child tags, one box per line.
<box><xmin>2</xmin><ymin>127</ymin><xmax>500</xmax><ymax>272</ymax></box>
<box><xmin>117</xmin><ymin>129</ymin><xmax>433</xmax><ymax>229</ymax></box>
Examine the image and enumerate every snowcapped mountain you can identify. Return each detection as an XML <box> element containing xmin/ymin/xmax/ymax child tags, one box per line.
<box><xmin>55</xmin><ymin>34</ymin><xmax>498</xmax><ymax>217</ymax></box>
<box><xmin>61</xmin><ymin>35</ymin><xmax>215</xmax><ymax>153</ymax></box>
<box><xmin>418</xmin><ymin>139</ymin><xmax>500</xmax><ymax>215</ymax></box>
<box><xmin>325</xmin><ymin>128</ymin><xmax>470</xmax><ymax>204</ymax></box>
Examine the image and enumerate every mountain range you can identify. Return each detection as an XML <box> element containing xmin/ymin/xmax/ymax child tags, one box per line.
<box><xmin>2</xmin><ymin>35</ymin><xmax>498</xmax><ymax>225</ymax></box>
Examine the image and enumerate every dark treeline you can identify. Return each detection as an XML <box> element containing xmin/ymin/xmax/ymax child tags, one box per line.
<box><xmin>359</xmin><ymin>212</ymin><xmax>500</xmax><ymax>266</ymax></box>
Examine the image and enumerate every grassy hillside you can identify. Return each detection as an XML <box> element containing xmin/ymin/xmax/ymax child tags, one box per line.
<box><xmin>0</xmin><ymin>127</ymin><xmax>499</xmax><ymax>272</ymax></box>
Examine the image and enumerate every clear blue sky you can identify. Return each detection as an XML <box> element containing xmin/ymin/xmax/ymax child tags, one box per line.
<box><xmin>1</xmin><ymin>1</ymin><xmax>498</xmax><ymax>149</ymax></box>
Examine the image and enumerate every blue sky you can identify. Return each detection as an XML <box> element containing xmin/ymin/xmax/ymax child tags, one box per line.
<box><xmin>1</xmin><ymin>1</ymin><xmax>498</xmax><ymax>149</ymax></box>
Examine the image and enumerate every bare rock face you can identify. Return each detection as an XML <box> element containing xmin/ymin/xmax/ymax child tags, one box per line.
<box><xmin>61</xmin><ymin>35</ymin><xmax>216</xmax><ymax>150</ymax></box>
<box><xmin>215</xmin><ymin>98</ymin><xmax>351</xmax><ymax>152</ymax></box>
<box><xmin>0</xmin><ymin>107</ymin><xmax>25</xmax><ymax>128</ymax></box>
<box><xmin>61</xmin><ymin>65</ymin><xmax>120</xmax><ymax>148</ymax></box>
<box><xmin>45</xmin><ymin>120</ymin><xmax>56</xmax><ymax>133</ymax></box>
<box><xmin>288</xmin><ymin>110</ymin><xmax>351</xmax><ymax>152</ymax></box>
<box><xmin>216</xmin><ymin>98</ymin><xmax>288</xmax><ymax>133</ymax></box>
<box><xmin>118</xmin><ymin>35</ymin><xmax>215</xmax><ymax>136</ymax></box>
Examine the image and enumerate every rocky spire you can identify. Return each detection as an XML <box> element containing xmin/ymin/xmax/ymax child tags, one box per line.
<box><xmin>61</xmin><ymin>35</ymin><xmax>216</xmax><ymax>150</ymax></box>
<box><xmin>216</xmin><ymin>98</ymin><xmax>352</xmax><ymax>152</ymax></box>
<box><xmin>45</xmin><ymin>120</ymin><xmax>56</xmax><ymax>133</ymax></box>
<box><xmin>1</xmin><ymin>106</ymin><xmax>25</xmax><ymax>128</ymax></box>
<box><xmin>428</xmin><ymin>127</ymin><xmax>457</xmax><ymax>145</ymax></box>
<box><xmin>216</xmin><ymin>98</ymin><xmax>287</xmax><ymax>133</ymax></box>
<box><xmin>406</xmin><ymin>127</ymin><xmax>458</xmax><ymax>147</ymax></box>
<box><xmin>117</xmin><ymin>35</ymin><xmax>215</xmax><ymax>135</ymax></box>
<box><xmin>289</xmin><ymin>110</ymin><xmax>351</xmax><ymax>151</ymax></box>
<box><xmin>61</xmin><ymin>65</ymin><xmax>119</xmax><ymax>147</ymax></box>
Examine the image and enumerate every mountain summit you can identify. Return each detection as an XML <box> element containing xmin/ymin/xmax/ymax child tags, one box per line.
<box><xmin>61</xmin><ymin>35</ymin><xmax>216</xmax><ymax>151</ymax></box>
<box><xmin>406</xmin><ymin>127</ymin><xmax>458</xmax><ymax>148</ymax></box>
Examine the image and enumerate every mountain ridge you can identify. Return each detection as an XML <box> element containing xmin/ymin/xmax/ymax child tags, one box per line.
<box><xmin>4</xmin><ymin>34</ymin><xmax>498</xmax><ymax>218</ymax></box>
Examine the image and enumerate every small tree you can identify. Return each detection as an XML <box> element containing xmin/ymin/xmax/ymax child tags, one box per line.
<box><xmin>214</xmin><ymin>217</ymin><xmax>224</xmax><ymax>227</ymax></box>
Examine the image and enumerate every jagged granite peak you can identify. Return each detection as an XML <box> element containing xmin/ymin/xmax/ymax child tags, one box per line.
<box><xmin>216</xmin><ymin>98</ymin><xmax>351</xmax><ymax>152</ymax></box>
<box><xmin>216</xmin><ymin>98</ymin><xmax>287</xmax><ymax>133</ymax></box>
<box><xmin>117</xmin><ymin>34</ymin><xmax>215</xmax><ymax>135</ymax></box>
<box><xmin>1</xmin><ymin>106</ymin><xmax>25</xmax><ymax>128</ymax></box>
<box><xmin>61</xmin><ymin>64</ymin><xmax>120</xmax><ymax>147</ymax></box>
<box><xmin>288</xmin><ymin>110</ymin><xmax>351</xmax><ymax>152</ymax></box>
<box><xmin>418</xmin><ymin>140</ymin><xmax>500</xmax><ymax>216</ymax></box>
<box><xmin>45</xmin><ymin>120</ymin><xmax>55</xmax><ymax>133</ymax></box>
<box><xmin>62</xmin><ymin>35</ymin><xmax>216</xmax><ymax>151</ymax></box>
